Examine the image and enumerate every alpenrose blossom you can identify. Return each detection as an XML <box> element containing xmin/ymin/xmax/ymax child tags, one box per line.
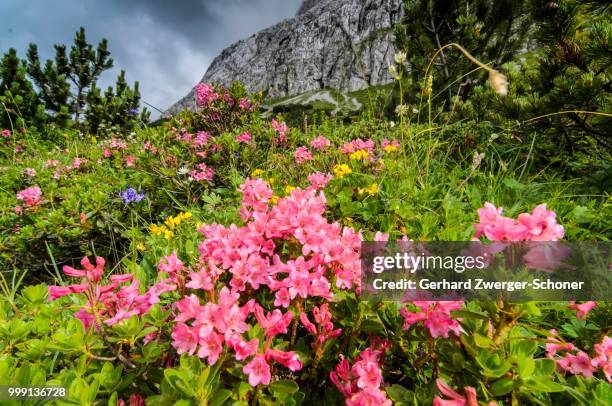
<box><xmin>294</xmin><ymin>146</ymin><xmax>313</xmax><ymax>164</ymax></box>
<box><xmin>310</xmin><ymin>135</ymin><xmax>331</xmax><ymax>150</ymax></box>
<box><xmin>48</xmin><ymin>256</ymin><xmax>169</xmax><ymax>329</ymax></box>
<box><xmin>400</xmin><ymin>301</ymin><xmax>463</xmax><ymax>338</ymax></box>
<box><xmin>330</xmin><ymin>347</ymin><xmax>391</xmax><ymax>405</ymax></box>
<box><xmin>16</xmin><ymin>186</ymin><xmax>42</xmax><ymax>206</ymax></box>
<box><xmin>271</xmin><ymin>119</ymin><xmax>288</xmax><ymax>144</ymax></box>
<box><xmin>547</xmin><ymin>330</ymin><xmax>611</xmax><ymax>381</ymax></box>
<box><xmin>433</xmin><ymin>379</ymin><xmax>485</xmax><ymax>406</ymax></box>
<box><xmin>473</xmin><ymin>203</ymin><xmax>564</xmax><ymax>242</ymax></box>
<box><xmin>568</xmin><ymin>300</ymin><xmax>597</xmax><ymax>319</ymax></box>
<box><xmin>307</xmin><ymin>172</ymin><xmax>333</xmax><ymax>190</ymax></box>
<box><xmin>235</xmin><ymin>131</ymin><xmax>251</xmax><ymax>144</ymax></box>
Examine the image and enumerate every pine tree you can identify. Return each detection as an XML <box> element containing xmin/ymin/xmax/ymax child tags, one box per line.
<box><xmin>394</xmin><ymin>0</ymin><xmax>532</xmax><ymax>109</ymax></box>
<box><xmin>526</xmin><ymin>0</ymin><xmax>611</xmax><ymax>154</ymax></box>
<box><xmin>0</xmin><ymin>48</ymin><xmax>45</xmax><ymax>129</ymax></box>
<box><xmin>67</xmin><ymin>27</ymin><xmax>113</xmax><ymax>122</ymax></box>
<box><xmin>26</xmin><ymin>43</ymin><xmax>71</xmax><ymax>125</ymax></box>
<box><xmin>85</xmin><ymin>70</ymin><xmax>149</xmax><ymax>134</ymax></box>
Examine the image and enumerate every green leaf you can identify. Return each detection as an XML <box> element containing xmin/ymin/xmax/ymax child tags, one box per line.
<box><xmin>517</xmin><ymin>354</ymin><xmax>535</xmax><ymax>379</ymax></box>
<box><xmin>269</xmin><ymin>380</ymin><xmax>299</xmax><ymax>399</ymax></box>
<box><xmin>491</xmin><ymin>378</ymin><xmax>516</xmax><ymax>396</ymax></box>
<box><xmin>210</xmin><ymin>389</ymin><xmax>232</xmax><ymax>406</ymax></box>
<box><xmin>524</xmin><ymin>376</ymin><xmax>565</xmax><ymax>392</ymax></box>
<box><xmin>386</xmin><ymin>384</ymin><xmax>413</xmax><ymax>402</ymax></box>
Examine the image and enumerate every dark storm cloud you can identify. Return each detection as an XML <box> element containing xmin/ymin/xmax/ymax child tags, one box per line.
<box><xmin>0</xmin><ymin>0</ymin><xmax>301</xmax><ymax>115</ymax></box>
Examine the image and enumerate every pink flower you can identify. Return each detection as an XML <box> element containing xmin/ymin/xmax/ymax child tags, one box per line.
<box><xmin>271</xmin><ymin>119</ymin><xmax>288</xmax><ymax>144</ymax></box>
<box><xmin>433</xmin><ymin>379</ymin><xmax>478</xmax><ymax>406</ymax></box>
<box><xmin>125</xmin><ymin>155</ymin><xmax>137</xmax><ymax>167</ymax></box>
<box><xmin>307</xmin><ymin>172</ymin><xmax>332</xmax><ymax>189</ymax></box>
<box><xmin>518</xmin><ymin>204</ymin><xmax>564</xmax><ymax>241</ymax></box>
<box><xmin>238</xmin><ymin>97</ymin><xmax>251</xmax><ymax>110</ymax></box>
<box><xmin>24</xmin><ymin>168</ymin><xmax>36</xmax><ymax>178</ymax></box>
<box><xmin>347</xmin><ymin>388</ymin><xmax>392</xmax><ymax>406</ymax></box>
<box><xmin>72</xmin><ymin>157</ymin><xmax>87</xmax><ymax>169</ymax></box>
<box><xmin>310</xmin><ymin>135</ymin><xmax>331</xmax><ymax>150</ymax></box>
<box><xmin>294</xmin><ymin>146</ymin><xmax>313</xmax><ymax>164</ymax></box>
<box><xmin>265</xmin><ymin>349</ymin><xmax>303</xmax><ymax>371</ymax></box>
<box><xmin>569</xmin><ymin>301</ymin><xmax>597</xmax><ymax>319</ymax></box>
<box><xmin>62</xmin><ymin>256</ymin><xmax>105</xmax><ymax>282</ymax></box>
<box><xmin>341</xmin><ymin>139</ymin><xmax>375</xmax><ymax>155</ymax></box>
<box><xmin>243</xmin><ymin>354</ymin><xmax>271</xmax><ymax>386</ymax></box>
<box><xmin>16</xmin><ymin>186</ymin><xmax>42</xmax><ymax>206</ymax></box>
<box><xmin>254</xmin><ymin>307</ymin><xmax>292</xmax><ymax>338</ymax></box>
<box><xmin>197</xmin><ymin>331</ymin><xmax>224</xmax><ymax>364</ymax></box>
<box><xmin>330</xmin><ymin>347</ymin><xmax>389</xmax><ymax>403</ymax></box>
<box><xmin>196</xmin><ymin>83</ymin><xmax>220</xmax><ymax>107</ymax></box>
<box><xmin>400</xmin><ymin>301</ymin><xmax>463</xmax><ymax>338</ymax></box>
<box><xmin>171</xmin><ymin>323</ymin><xmax>199</xmax><ymax>355</ymax></box>
<box><xmin>353</xmin><ymin>360</ymin><xmax>382</xmax><ymax>389</ymax></box>
<box><xmin>236</xmin><ymin>131</ymin><xmax>251</xmax><ymax>144</ymax></box>
<box><xmin>158</xmin><ymin>252</ymin><xmax>184</xmax><ymax>274</ymax></box>
<box><xmin>2</xmin><ymin>129</ymin><xmax>11</xmax><ymax>138</ymax></box>
<box><xmin>558</xmin><ymin>351</ymin><xmax>596</xmax><ymax>378</ymax></box>
<box><xmin>189</xmin><ymin>162</ymin><xmax>214</xmax><ymax>182</ymax></box>
<box><xmin>228</xmin><ymin>337</ymin><xmax>259</xmax><ymax>361</ymax></box>
<box><xmin>474</xmin><ymin>202</ymin><xmax>564</xmax><ymax>242</ymax></box>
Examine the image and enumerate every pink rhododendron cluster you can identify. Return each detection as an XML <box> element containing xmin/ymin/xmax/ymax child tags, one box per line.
<box><xmin>307</xmin><ymin>171</ymin><xmax>333</xmax><ymax>189</ymax></box>
<box><xmin>546</xmin><ymin>330</ymin><xmax>611</xmax><ymax>381</ymax></box>
<box><xmin>300</xmin><ymin>303</ymin><xmax>342</xmax><ymax>346</ymax></box>
<box><xmin>189</xmin><ymin>162</ymin><xmax>215</xmax><ymax>182</ymax></box>
<box><xmin>330</xmin><ymin>347</ymin><xmax>391</xmax><ymax>405</ymax></box>
<box><xmin>399</xmin><ymin>301</ymin><xmax>463</xmax><ymax>338</ymax></box>
<box><xmin>294</xmin><ymin>146</ymin><xmax>313</xmax><ymax>164</ymax></box>
<box><xmin>235</xmin><ymin>131</ymin><xmax>251</xmax><ymax>144</ymax></box>
<box><xmin>340</xmin><ymin>138</ymin><xmax>375</xmax><ymax>155</ymax></box>
<box><xmin>310</xmin><ymin>135</ymin><xmax>331</xmax><ymax>150</ymax></box>
<box><xmin>569</xmin><ymin>300</ymin><xmax>597</xmax><ymax>319</ymax></box>
<box><xmin>48</xmin><ymin>256</ymin><xmax>162</xmax><ymax>329</ymax></box>
<box><xmin>474</xmin><ymin>203</ymin><xmax>564</xmax><ymax>242</ymax></box>
<box><xmin>16</xmin><ymin>186</ymin><xmax>42</xmax><ymax>206</ymax></box>
<box><xmin>271</xmin><ymin>119</ymin><xmax>288</xmax><ymax>144</ymax></box>
<box><xmin>238</xmin><ymin>97</ymin><xmax>253</xmax><ymax>111</ymax></box>
<box><xmin>195</xmin><ymin>83</ymin><xmax>220</xmax><ymax>107</ymax></box>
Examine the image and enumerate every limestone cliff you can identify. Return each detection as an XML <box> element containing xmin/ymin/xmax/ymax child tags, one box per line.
<box><xmin>166</xmin><ymin>0</ymin><xmax>403</xmax><ymax>114</ymax></box>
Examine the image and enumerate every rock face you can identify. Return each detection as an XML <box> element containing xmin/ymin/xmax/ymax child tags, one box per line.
<box><xmin>166</xmin><ymin>0</ymin><xmax>404</xmax><ymax>114</ymax></box>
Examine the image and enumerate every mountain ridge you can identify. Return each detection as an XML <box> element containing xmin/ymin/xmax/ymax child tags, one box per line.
<box><xmin>166</xmin><ymin>0</ymin><xmax>404</xmax><ymax>115</ymax></box>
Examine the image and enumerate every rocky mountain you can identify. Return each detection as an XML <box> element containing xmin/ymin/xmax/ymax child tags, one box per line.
<box><xmin>166</xmin><ymin>0</ymin><xmax>404</xmax><ymax>115</ymax></box>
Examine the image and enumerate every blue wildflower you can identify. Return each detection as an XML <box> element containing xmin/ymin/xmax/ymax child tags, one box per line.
<box><xmin>126</xmin><ymin>108</ymin><xmax>139</xmax><ymax>116</ymax></box>
<box><xmin>119</xmin><ymin>187</ymin><xmax>145</xmax><ymax>204</ymax></box>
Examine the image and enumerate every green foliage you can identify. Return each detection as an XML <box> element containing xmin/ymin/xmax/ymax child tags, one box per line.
<box><xmin>0</xmin><ymin>27</ymin><xmax>149</xmax><ymax>135</ymax></box>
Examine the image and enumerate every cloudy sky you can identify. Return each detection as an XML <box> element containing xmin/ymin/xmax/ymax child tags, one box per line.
<box><xmin>0</xmin><ymin>0</ymin><xmax>302</xmax><ymax>115</ymax></box>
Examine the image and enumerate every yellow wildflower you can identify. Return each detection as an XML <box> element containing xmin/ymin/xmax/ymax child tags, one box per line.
<box><xmin>271</xmin><ymin>195</ymin><xmax>279</xmax><ymax>204</ymax></box>
<box><xmin>136</xmin><ymin>242</ymin><xmax>145</xmax><ymax>251</ymax></box>
<box><xmin>285</xmin><ymin>185</ymin><xmax>296</xmax><ymax>195</ymax></box>
<box><xmin>150</xmin><ymin>223</ymin><xmax>166</xmax><ymax>236</ymax></box>
<box><xmin>384</xmin><ymin>145</ymin><xmax>398</xmax><ymax>153</ymax></box>
<box><xmin>252</xmin><ymin>168</ymin><xmax>264</xmax><ymax>177</ymax></box>
<box><xmin>164</xmin><ymin>229</ymin><xmax>174</xmax><ymax>240</ymax></box>
<box><xmin>333</xmin><ymin>164</ymin><xmax>352</xmax><ymax>179</ymax></box>
<box><xmin>268</xmin><ymin>177</ymin><xmax>275</xmax><ymax>185</ymax></box>
<box><xmin>358</xmin><ymin>184</ymin><xmax>379</xmax><ymax>196</ymax></box>
<box><xmin>349</xmin><ymin>150</ymin><xmax>369</xmax><ymax>161</ymax></box>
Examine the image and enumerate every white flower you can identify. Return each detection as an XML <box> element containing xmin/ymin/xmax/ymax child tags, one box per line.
<box><xmin>394</xmin><ymin>51</ymin><xmax>407</xmax><ymax>65</ymax></box>
<box><xmin>388</xmin><ymin>65</ymin><xmax>400</xmax><ymax>80</ymax></box>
